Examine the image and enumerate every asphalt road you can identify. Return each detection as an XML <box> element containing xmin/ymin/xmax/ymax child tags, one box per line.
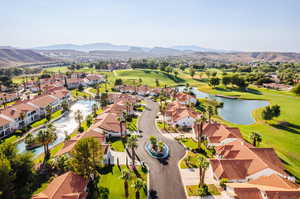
<box><xmin>136</xmin><ymin>98</ymin><xmax>186</xmax><ymax>199</ymax></box>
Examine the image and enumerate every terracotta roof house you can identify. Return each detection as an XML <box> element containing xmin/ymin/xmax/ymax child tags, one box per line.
<box><xmin>94</xmin><ymin>112</ymin><xmax>126</xmax><ymax>137</ymax></box>
<box><xmin>137</xmin><ymin>85</ymin><xmax>150</xmax><ymax>96</ymax></box>
<box><xmin>210</xmin><ymin>140</ymin><xmax>288</xmax><ymax>182</ymax></box>
<box><xmin>103</xmin><ymin>102</ymin><xmax>133</xmax><ymax>116</ymax></box>
<box><xmin>175</xmin><ymin>92</ymin><xmax>197</xmax><ymax>105</ymax></box>
<box><xmin>86</xmin><ymin>74</ymin><xmax>104</xmax><ymax>85</ymax></box>
<box><xmin>107</xmin><ymin>93</ymin><xmax>139</xmax><ymax>105</ymax></box>
<box><xmin>165</xmin><ymin>101</ymin><xmax>201</xmax><ymax>127</ymax></box>
<box><xmin>32</xmin><ymin>171</ymin><xmax>88</xmax><ymax>199</ymax></box>
<box><xmin>226</xmin><ymin>174</ymin><xmax>300</xmax><ymax>199</ymax></box>
<box><xmin>198</xmin><ymin>123</ymin><xmax>242</xmax><ymax>146</ymax></box>
<box><xmin>55</xmin><ymin>128</ymin><xmax>107</xmax><ymax>157</ymax></box>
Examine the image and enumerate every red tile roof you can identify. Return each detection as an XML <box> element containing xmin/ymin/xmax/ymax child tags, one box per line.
<box><xmin>32</xmin><ymin>172</ymin><xmax>88</xmax><ymax>199</ymax></box>
<box><xmin>95</xmin><ymin>112</ymin><xmax>125</xmax><ymax>133</ymax></box>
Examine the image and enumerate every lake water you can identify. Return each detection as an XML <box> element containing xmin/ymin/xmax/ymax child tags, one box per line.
<box><xmin>178</xmin><ymin>87</ymin><xmax>269</xmax><ymax>125</ymax></box>
<box><xmin>16</xmin><ymin>100</ymin><xmax>96</xmax><ymax>156</ymax></box>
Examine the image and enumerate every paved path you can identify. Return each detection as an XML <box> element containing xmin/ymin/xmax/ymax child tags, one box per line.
<box><xmin>136</xmin><ymin>98</ymin><xmax>187</xmax><ymax>199</ymax></box>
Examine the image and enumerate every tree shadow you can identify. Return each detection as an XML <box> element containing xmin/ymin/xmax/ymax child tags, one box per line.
<box><xmin>214</xmin><ymin>87</ymin><xmax>262</xmax><ymax>95</ymax></box>
<box><xmin>270</xmin><ymin>122</ymin><xmax>300</xmax><ymax>134</ymax></box>
<box><xmin>149</xmin><ymin>189</ymin><xmax>158</xmax><ymax>199</ymax></box>
<box><xmin>99</xmin><ymin>164</ymin><xmax>114</xmax><ymax>175</ymax></box>
<box><xmin>158</xmin><ymin>157</ymin><xmax>169</xmax><ymax>165</ymax></box>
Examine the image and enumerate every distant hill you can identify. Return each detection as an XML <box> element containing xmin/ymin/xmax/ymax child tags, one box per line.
<box><xmin>187</xmin><ymin>52</ymin><xmax>300</xmax><ymax>63</ymax></box>
<box><xmin>0</xmin><ymin>48</ymin><xmax>54</xmax><ymax>67</ymax></box>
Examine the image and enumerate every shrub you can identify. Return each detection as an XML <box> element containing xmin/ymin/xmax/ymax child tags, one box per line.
<box><xmin>220</xmin><ymin>178</ymin><xmax>228</xmax><ymax>189</ymax></box>
<box><xmin>198</xmin><ymin>184</ymin><xmax>209</xmax><ymax>196</ymax></box>
<box><xmin>78</xmin><ymin>126</ymin><xmax>84</xmax><ymax>133</ymax></box>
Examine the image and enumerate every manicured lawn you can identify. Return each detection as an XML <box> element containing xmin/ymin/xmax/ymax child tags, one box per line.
<box><xmin>114</xmin><ymin>69</ymin><xmax>188</xmax><ymax>87</ymax></box>
<box><xmin>156</xmin><ymin>121</ymin><xmax>175</xmax><ymax>132</ymax></box>
<box><xmin>0</xmin><ymin>101</ymin><xmax>17</xmax><ymax>108</ymax></box>
<box><xmin>180</xmin><ymin>151</ymin><xmax>207</xmax><ymax>169</ymax></box>
<box><xmin>186</xmin><ymin>184</ymin><xmax>221</xmax><ymax>196</ymax></box>
<box><xmin>71</xmin><ymin>89</ymin><xmax>91</xmax><ymax>98</ymax></box>
<box><xmin>178</xmin><ymin>138</ymin><xmax>214</xmax><ymax>158</ymax></box>
<box><xmin>108</xmin><ymin>137</ymin><xmax>125</xmax><ymax>152</ymax></box>
<box><xmin>127</xmin><ymin>118</ymin><xmax>138</xmax><ymax>131</ymax></box>
<box><xmin>198</xmin><ymin>83</ymin><xmax>300</xmax><ymax>180</ymax></box>
<box><xmin>98</xmin><ymin>165</ymin><xmax>147</xmax><ymax>199</ymax></box>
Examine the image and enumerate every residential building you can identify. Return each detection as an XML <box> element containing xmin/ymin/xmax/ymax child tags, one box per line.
<box><xmin>32</xmin><ymin>172</ymin><xmax>88</xmax><ymax>199</ymax></box>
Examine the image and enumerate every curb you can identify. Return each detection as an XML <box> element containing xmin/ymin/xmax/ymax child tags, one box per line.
<box><xmin>178</xmin><ymin>150</ymin><xmax>189</xmax><ymax>199</ymax></box>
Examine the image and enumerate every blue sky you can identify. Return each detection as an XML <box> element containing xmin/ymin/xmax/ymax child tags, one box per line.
<box><xmin>0</xmin><ymin>0</ymin><xmax>299</xmax><ymax>52</ymax></box>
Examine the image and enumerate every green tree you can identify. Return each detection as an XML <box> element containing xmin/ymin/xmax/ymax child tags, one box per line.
<box><xmin>45</xmin><ymin>105</ymin><xmax>53</xmax><ymax>121</ymax></box>
<box><xmin>86</xmin><ymin>114</ymin><xmax>93</xmax><ymax>127</ymax></box>
<box><xmin>207</xmin><ymin>106</ymin><xmax>214</xmax><ymax>123</ymax></box>
<box><xmin>219</xmin><ymin>178</ymin><xmax>228</xmax><ymax>189</ymax></box>
<box><xmin>198</xmin><ymin>156</ymin><xmax>209</xmax><ymax>187</ymax></box>
<box><xmin>120</xmin><ymin>169</ymin><xmax>131</xmax><ymax>198</ymax></box>
<box><xmin>127</xmin><ymin>135</ymin><xmax>138</xmax><ymax>167</ymax></box>
<box><xmin>70</xmin><ymin>137</ymin><xmax>103</xmax><ymax>179</ymax></box>
<box><xmin>208</xmin><ymin>77</ymin><xmax>220</xmax><ymax>88</ymax></box>
<box><xmin>0</xmin><ymin>154</ymin><xmax>15</xmax><ymax>199</ymax></box>
<box><xmin>262</xmin><ymin>105</ymin><xmax>281</xmax><ymax>120</ymax></box>
<box><xmin>61</xmin><ymin>100</ymin><xmax>69</xmax><ymax>112</ymax></box>
<box><xmin>190</xmin><ymin>68</ymin><xmax>196</xmax><ymax>79</ymax></box>
<box><xmin>115</xmin><ymin>78</ymin><xmax>123</xmax><ymax>86</ymax></box>
<box><xmin>75</xmin><ymin>109</ymin><xmax>83</xmax><ymax>130</ymax></box>
<box><xmin>195</xmin><ymin>115</ymin><xmax>207</xmax><ymax>149</ymax></box>
<box><xmin>250</xmin><ymin>132</ymin><xmax>262</xmax><ymax>147</ymax></box>
<box><xmin>155</xmin><ymin>79</ymin><xmax>160</xmax><ymax>87</ymax></box>
<box><xmin>292</xmin><ymin>83</ymin><xmax>300</xmax><ymax>95</ymax></box>
<box><xmin>131</xmin><ymin>178</ymin><xmax>146</xmax><ymax>199</ymax></box>
<box><xmin>222</xmin><ymin>75</ymin><xmax>232</xmax><ymax>87</ymax></box>
<box><xmin>37</xmin><ymin>127</ymin><xmax>57</xmax><ymax>157</ymax></box>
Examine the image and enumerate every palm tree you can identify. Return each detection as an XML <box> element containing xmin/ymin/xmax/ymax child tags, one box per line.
<box><xmin>131</xmin><ymin>178</ymin><xmax>146</xmax><ymax>199</ymax></box>
<box><xmin>120</xmin><ymin>169</ymin><xmax>131</xmax><ymax>198</ymax></box>
<box><xmin>157</xmin><ymin>141</ymin><xmax>164</xmax><ymax>152</ymax></box>
<box><xmin>61</xmin><ymin>101</ymin><xmax>69</xmax><ymax>113</ymax></box>
<box><xmin>75</xmin><ymin>110</ymin><xmax>83</xmax><ymax>130</ymax></box>
<box><xmin>92</xmin><ymin>103</ymin><xmax>98</xmax><ymax>117</ymax></box>
<box><xmin>198</xmin><ymin>156</ymin><xmax>209</xmax><ymax>187</ymax></box>
<box><xmin>118</xmin><ymin>115</ymin><xmax>126</xmax><ymax>137</ymax></box>
<box><xmin>250</xmin><ymin>132</ymin><xmax>262</xmax><ymax>147</ymax></box>
<box><xmin>127</xmin><ymin>135</ymin><xmax>138</xmax><ymax>167</ymax></box>
<box><xmin>149</xmin><ymin>136</ymin><xmax>158</xmax><ymax>151</ymax></box>
<box><xmin>37</xmin><ymin>128</ymin><xmax>57</xmax><ymax>158</ymax></box>
<box><xmin>207</xmin><ymin>106</ymin><xmax>214</xmax><ymax>123</ymax></box>
<box><xmin>195</xmin><ymin>115</ymin><xmax>207</xmax><ymax>149</ymax></box>
<box><xmin>45</xmin><ymin>105</ymin><xmax>53</xmax><ymax>121</ymax></box>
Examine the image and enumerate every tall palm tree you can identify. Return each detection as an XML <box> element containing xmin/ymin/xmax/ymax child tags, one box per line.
<box><xmin>207</xmin><ymin>106</ymin><xmax>214</xmax><ymax>123</ymax></box>
<box><xmin>195</xmin><ymin>115</ymin><xmax>207</xmax><ymax>149</ymax></box>
<box><xmin>250</xmin><ymin>132</ymin><xmax>262</xmax><ymax>147</ymax></box>
<box><xmin>117</xmin><ymin>113</ymin><xmax>126</xmax><ymax>137</ymax></box>
<box><xmin>127</xmin><ymin>135</ymin><xmax>138</xmax><ymax>167</ymax></box>
<box><xmin>92</xmin><ymin>103</ymin><xmax>98</xmax><ymax>117</ymax></box>
<box><xmin>45</xmin><ymin>105</ymin><xmax>53</xmax><ymax>121</ymax></box>
<box><xmin>75</xmin><ymin>110</ymin><xmax>83</xmax><ymax>130</ymax></box>
<box><xmin>198</xmin><ymin>156</ymin><xmax>209</xmax><ymax>187</ymax></box>
<box><xmin>120</xmin><ymin>169</ymin><xmax>131</xmax><ymax>198</ymax></box>
<box><xmin>131</xmin><ymin>178</ymin><xmax>146</xmax><ymax>199</ymax></box>
<box><xmin>37</xmin><ymin>128</ymin><xmax>57</xmax><ymax>157</ymax></box>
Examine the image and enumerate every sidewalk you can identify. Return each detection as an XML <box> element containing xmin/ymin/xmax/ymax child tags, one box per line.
<box><xmin>107</xmin><ymin>149</ymin><xmax>140</xmax><ymax>165</ymax></box>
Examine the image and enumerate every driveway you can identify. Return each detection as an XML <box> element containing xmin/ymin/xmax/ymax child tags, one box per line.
<box><xmin>136</xmin><ymin>98</ymin><xmax>187</xmax><ymax>199</ymax></box>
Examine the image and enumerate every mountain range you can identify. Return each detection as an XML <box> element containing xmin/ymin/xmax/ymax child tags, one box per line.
<box><xmin>33</xmin><ymin>42</ymin><xmax>228</xmax><ymax>53</ymax></box>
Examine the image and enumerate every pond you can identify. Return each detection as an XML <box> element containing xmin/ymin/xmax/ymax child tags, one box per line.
<box><xmin>177</xmin><ymin>87</ymin><xmax>268</xmax><ymax>125</ymax></box>
<box><xmin>16</xmin><ymin>100</ymin><xmax>96</xmax><ymax>156</ymax></box>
